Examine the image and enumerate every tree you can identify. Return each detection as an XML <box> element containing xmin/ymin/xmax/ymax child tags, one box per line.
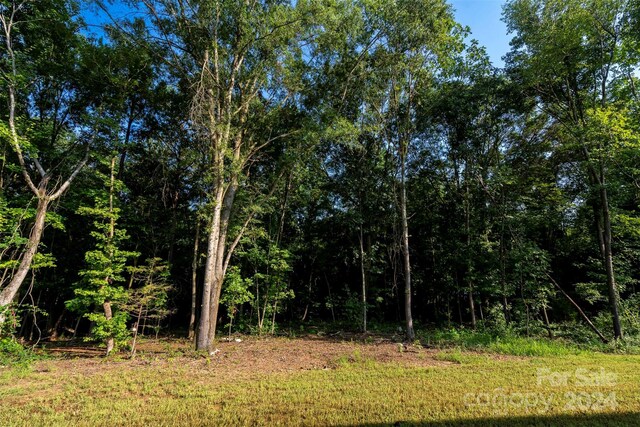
<box><xmin>0</xmin><ymin>0</ymin><xmax>89</xmax><ymax>316</ymax></box>
<box><xmin>124</xmin><ymin>257</ymin><xmax>174</xmax><ymax>357</ymax></box>
<box><xmin>66</xmin><ymin>157</ymin><xmax>138</xmax><ymax>355</ymax></box>
<box><xmin>121</xmin><ymin>0</ymin><xmax>322</xmax><ymax>350</ymax></box>
<box><xmin>330</xmin><ymin>0</ymin><xmax>461</xmax><ymax>339</ymax></box>
<box><xmin>504</xmin><ymin>0</ymin><xmax>636</xmax><ymax>339</ymax></box>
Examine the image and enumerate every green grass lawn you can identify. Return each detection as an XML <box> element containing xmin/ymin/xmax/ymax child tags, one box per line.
<box><xmin>1</xmin><ymin>338</ymin><xmax>639</xmax><ymax>426</ymax></box>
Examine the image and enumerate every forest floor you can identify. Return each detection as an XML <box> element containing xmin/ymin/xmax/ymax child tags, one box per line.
<box><xmin>1</xmin><ymin>333</ymin><xmax>639</xmax><ymax>426</ymax></box>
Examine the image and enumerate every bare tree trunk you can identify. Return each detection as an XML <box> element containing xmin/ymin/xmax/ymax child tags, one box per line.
<box><xmin>301</xmin><ymin>273</ymin><xmax>313</xmax><ymax>322</ymax></box>
<box><xmin>196</xmin><ymin>185</ymin><xmax>224</xmax><ymax>351</ymax></box>
<box><xmin>49</xmin><ymin>308</ymin><xmax>66</xmax><ymax>341</ymax></box>
<box><xmin>359</xmin><ymin>223</ymin><xmax>367</xmax><ymax>333</ymax></box>
<box><xmin>103</xmin><ymin>301</ymin><xmax>114</xmax><ymax>356</ymax></box>
<box><xmin>72</xmin><ymin>316</ymin><xmax>81</xmax><ymax>339</ymax></box>
<box><xmin>207</xmin><ymin>271</ymin><xmax>224</xmax><ymax>344</ymax></box>
<box><xmin>547</xmin><ymin>273</ymin><xmax>608</xmax><ymax>343</ymax></box>
<box><xmin>271</xmin><ymin>299</ymin><xmax>278</xmax><ymax>335</ymax></box>
<box><xmin>28</xmin><ymin>288</ymin><xmax>41</xmax><ymax>342</ymax></box>
<box><xmin>600</xmin><ymin>185</ymin><xmax>622</xmax><ymax>339</ymax></box>
<box><xmin>103</xmin><ymin>157</ymin><xmax>118</xmax><ymax>356</ymax></box>
<box><xmin>542</xmin><ymin>306</ymin><xmax>553</xmax><ymax>339</ymax></box>
<box><xmin>399</xmin><ymin>158</ymin><xmax>414</xmax><ymax>341</ymax></box>
<box><xmin>0</xmin><ymin>196</ymin><xmax>49</xmax><ymax>308</ymax></box>
<box><xmin>464</xmin><ymin>166</ymin><xmax>476</xmax><ymax>330</ymax></box>
<box><xmin>206</xmin><ymin>180</ymin><xmax>238</xmax><ymax>346</ymax></box>
<box><xmin>188</xmin><ymin>221</ymin><xmax>200</xmax><ymax>340</ymax></box>
<box><xmin>468</xmin><ymin>291</ymin><xmax>476</xmax><ymax>329</ymax></box>
<box><xmin>130</xmin><ymin>304</ymin><xmax>143</xmax><ymax>358</ymax></box>
<box><xmin>584</xmin><ymin>137</ymin><xmax>622</xmax><ymax>340</ymax></box>
<box><xmin>324</xmin><ymin>273</ymin><xmax>336</xmax><ymax>323</ymax></box>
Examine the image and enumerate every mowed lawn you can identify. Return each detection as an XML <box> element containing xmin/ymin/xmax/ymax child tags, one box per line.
<box><xmin>1</xmin><ymin>336</ymin><xmax>639</xmax><ymax>426</ymax></box>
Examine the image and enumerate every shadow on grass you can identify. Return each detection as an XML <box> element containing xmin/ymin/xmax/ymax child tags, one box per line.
<box><xmin>342</xmin><ymin>411</ymin><xmax>640</xmax><ymax>426</ymax></box>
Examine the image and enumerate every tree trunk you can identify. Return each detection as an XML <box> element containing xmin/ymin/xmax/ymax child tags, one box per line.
<box><xmin>207</xmin><ymin>270</ymin><xmax>224</xmax><ymax>344</ymax></box>
<box><xmin>599</xmin><ymin>185</ymin><xmax>622</xmax><ymax>339</ymax></box>
<box><xmin>270</xmin><ymin>299</ymin><xmax>278</xmax><ymax>335</ymax></box>
<box><xmin>464</xmin><ymin>165</ymin><xmax>475</xmax><ymax>330</ymax></box>
<box><xmin>468</xmin><ymin>289</ymin><xmax>476</xmax><ymax>329</ymax></box>
<box><xmin>547</xmin><ymin>273</ymin><xmax>608</xmax><ymax>343</ymax></box>
<box><xmin>399</xmin><ymin>157</ymin><xmax>414</xmax><ymax>341</ymax></box>
<box><xmin>49</xmin><ymin>308</ymin><xmax>66</xmax><ymax>341</ymax></box>
<box><xmin>584</xmin><ymin>138</ymin><xmax>622</xmax><ymax>340</ymax></box>
<box><xmin>542</xmin><ymin>306</ymin><xmax>553</xmax><ymax>339</ymax></box>
<box><xmin>359</xmin><ymin>223</ymin><xmax>367</xmax><ymax>333</ymax></box>
<box><xmin>188</xmin><ymin>221</ymin><xmax>200</xmax><ymax>340</ymax></box>
<box><xmin>103</xmin><ymin>301</ymin><xmax>114</xmax><ymax>356</ymax></box>
<box><xmin>196</xmin><ymin>185</ymin><xmax>225</xmax><ymax>351</ymax></box>
<box><xmin>324</xmin><ymin>273</ymin><xmax>336</xmax><ymax>323</ymax></box>
<box><xmin>104</xmin><ymin>157</ymin><xmax>118</xmax><ymax>355</ymax></box>
<box><xmin>206</xmin><ymin>180</ymin><xmax>238</xmax><ymax>345</ymax></box>
<box><xmin>130</xmin><ymin>304</ymin><xmax>143</xmax><ymax>358</ymax></box>
<box><xmin>0</xmin><ymin>196</ymin><xmax>49</xmax><ymax>309</ymax></box>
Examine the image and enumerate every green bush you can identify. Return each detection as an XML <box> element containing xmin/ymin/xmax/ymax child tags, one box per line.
<box><xmin>0</xmin><ymin>338</ymin><xmax>39</xmax><ymax>369</ymax></box>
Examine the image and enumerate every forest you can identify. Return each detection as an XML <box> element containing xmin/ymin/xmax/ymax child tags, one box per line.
<box><xmin>4</xmin><ymin>1</ymin><xmax>640</xmax><ymax>425</ymax></box>
<box><xmin>2</xmin><ymin>0</ymin><xmax>640</xmax><ymax>361</ymax></box>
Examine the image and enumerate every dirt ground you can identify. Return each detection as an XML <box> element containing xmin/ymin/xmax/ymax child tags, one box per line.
<box><xmin>36</xmin><ymin>333</ymin><xmax>456</xmax><ymax>378</ymax></box>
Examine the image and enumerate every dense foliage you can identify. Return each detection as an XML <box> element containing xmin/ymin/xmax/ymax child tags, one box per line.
<box><xmin>1</xmin><ymin>0</ymin><xmax>639</xmax><ymax>353</ymax></box>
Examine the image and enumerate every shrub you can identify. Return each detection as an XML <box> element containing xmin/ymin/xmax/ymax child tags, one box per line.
<box><xmin>0</xmin><ymin>337</ymin><xmax>39</xmax><ymax>369</ymax></box>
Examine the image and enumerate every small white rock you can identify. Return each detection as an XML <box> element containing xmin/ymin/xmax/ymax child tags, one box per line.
<box><xmin>234</xmin><ymin>338</ymin><xmax>242</xmax><ymax>343</ymax></box>
<box><xmin>210</xmin><ymin>348</ymin><xmax>220</xmax><ymax>356</ymax></box>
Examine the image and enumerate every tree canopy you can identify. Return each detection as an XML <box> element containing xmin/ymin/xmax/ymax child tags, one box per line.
<box><xmin>1</xmin><ymin>0</ymin><xmax>640</xmax><ymax>351</ymax></box>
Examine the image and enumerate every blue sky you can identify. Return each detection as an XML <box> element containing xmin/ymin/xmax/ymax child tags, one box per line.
<box><xmin>449</xmin><ymin>0</ymin><xmax>511</xmax><ymax>67</ymax></box>
<box><xmin>82</xmin><ymin>1</ymin><xmax>512</xmax><ymax>67</ymax></box>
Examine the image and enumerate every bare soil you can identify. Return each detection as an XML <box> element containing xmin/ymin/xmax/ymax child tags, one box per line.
<box><xmin>35</xmin><ymin>333</ymin><xmax>456</xmax><ymax>379</ymax></box>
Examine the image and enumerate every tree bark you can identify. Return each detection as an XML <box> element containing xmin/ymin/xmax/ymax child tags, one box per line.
<box><xmin>589</xmin><ymin>167</ymin><xmax>622</xmax><ymax>340</ymax></box>
<box><xmin>103</xmin><ymin>157</ymin><xmax>117</xmax><ymax>356</ymax></box>
<box><xmin>207</xmin><ymin>180</ymin><xmax>238</xmax><ymax>344</ymax></box>
<box><xmin>103</xmin><ymin>301</ymin><xmax>115</xmax><ymax>356</ymax></box>
<box><xmin>0</xmin><ymin>196</ymin><xmax>49</xmax><ymax>308</ymax></box>
<box><xmin>196</xmin><ymin>177</ymin><xmax>238</xmax><ymax>350</ymax></box>
<box><xmin>188</xmin><ymin>221</ymin><xmax>200</xmax><ymax>340</ymax></box>
<box><xmin>49</xmin><ymin>307</ymin><xmax>66</xmax><ymax>341</ymax></box>
<box><xmin>359</xmin><ymin>223</ymin><xmax>367</xmax><ymax>333</ymax></box>
<box><xmin>468</xmin><ymin>290</ymin><xmax>476</xmax><ymax>329</ymax></box>
<box><xmin>599</xmin><ymin>185</ymin><xmax>622</xmax><ymax>339</ymax></box>
<box><xmin>196</xmin><ymin>187</ymin><xmax>223</xmax><ymax>350</ymax></box>
<box><xmin>542</xmin><ymin>306</ymin><xmax>553</xmax><ymax>339</ymax></box>
<box><xmin>399</xmin><ymin>156</ymin><xmax>414</xmax><ymax>341</ymax></box>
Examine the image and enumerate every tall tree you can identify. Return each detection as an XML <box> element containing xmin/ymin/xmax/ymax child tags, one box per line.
<box><xmin>505</xmin><ymin>0</ymin><xmax>636</xmax><ymax>339</ymax></box>
<box><xmin>337</xmin><ymin>0</ymin><xmax>461</xmax><ymax>339</ymax></box>
<box><xmin>125</xmin><ymin>0</ymin><xmax>319</xmax><ymax>350</ymax></box>
<box><xmin>0</xmin><ymin>0</ymin><xmax>89</xmax><ymax>315</ymax></box>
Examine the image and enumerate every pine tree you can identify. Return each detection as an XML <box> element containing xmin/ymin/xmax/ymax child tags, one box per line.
<box><xmin>66</xmin><ymin>157</ymin><xmax>138</xmax><ymax>355</ymax></box>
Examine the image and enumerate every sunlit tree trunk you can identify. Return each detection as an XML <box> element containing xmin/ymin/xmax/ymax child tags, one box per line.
<box><xmin>399</xmin><ymin>149</ymin><xmax>414</xmax><ymax>341</ymax></box>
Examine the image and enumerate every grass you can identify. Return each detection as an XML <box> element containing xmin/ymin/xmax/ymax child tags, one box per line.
<box><xmin>1</xmin><ymin>338</ymin><xmax>640</xmax><ymax>426</ymax></box>
<box><xmin>433</xmin><ymin>348</ymin><xmax>486</xmax><ymax>364</ymax></box>
<box><xmin>421</xmin><ymin>328</ymin><xmax>585</xmax><ymax>357</ymax></box>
